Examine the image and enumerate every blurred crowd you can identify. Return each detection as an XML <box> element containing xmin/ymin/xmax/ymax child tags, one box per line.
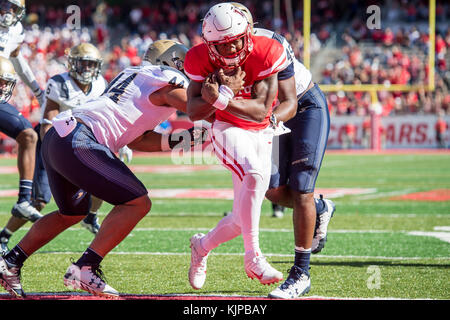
<box><xmin>6</xmin><ymin>0</ymin><xmax>450</xmax><ymax>125</ymax></box>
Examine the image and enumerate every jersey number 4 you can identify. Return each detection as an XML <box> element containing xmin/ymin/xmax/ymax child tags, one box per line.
<box><xmin>104</xmin><ymin>72</ymin><xmax>138</xmax><ymax>103</ymax></box>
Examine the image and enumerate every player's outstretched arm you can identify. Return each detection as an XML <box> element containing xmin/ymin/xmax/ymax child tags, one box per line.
<box><xmin>149</xmin><ymin>84</ymin><xmax>188</xmax><ymax>113</ymax></box>
<box><xmin>10</xmin><ymin>46</ymin><xmax>45</xmax><ymax>106</ymax></box>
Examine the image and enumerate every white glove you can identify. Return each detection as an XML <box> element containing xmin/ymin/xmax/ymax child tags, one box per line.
<box><xmin>119</xmin><ymin>145</ymin><xmax>133</xmax><ymax>163</ymax></box>
<box><xmin>273</xmin><ymin>121</ymin><xmax>291</xmax><ymax>136</ymax></box>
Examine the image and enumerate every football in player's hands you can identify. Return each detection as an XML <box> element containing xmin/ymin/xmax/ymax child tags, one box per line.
<box><xmin>216</xmin><ymin>67</ymin><xmax>245</xmax><ymax>95</ymax></box>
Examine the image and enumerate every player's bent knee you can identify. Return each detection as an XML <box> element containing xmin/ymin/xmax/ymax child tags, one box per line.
<box><xmin>126</xmin><ymin>195</ymin><xmax>152</xmax><ymax>216</ymax></box>
<box><xmin>291</xmin><ymin>191</ymin><xmax>314</xmax><ymax>207</ymax></box>
<box><xmin>16</xmin><ymin>128</ymin><xmax>38</xmax><ymax>145</ymax></box>
<box><xmin>243</xmin><ymin>171</ymin><xmax>265</xmax><ymax>191</ymax></box>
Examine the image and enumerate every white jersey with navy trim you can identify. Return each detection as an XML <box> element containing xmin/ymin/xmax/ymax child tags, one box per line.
<box><xmin>0</xmin><ymin>22</ymin><xmax>24</xmax><ymax>58</ymax></box>
<box><xmin>74</xmin><ymin>63</ymin><xmax>189</xmax><ymax>153</ymax></box>
<box><xmin>254</xmin><ymin>28</ymin><xmax>312</xmax><ymax>96</ymax></box>
<box><xmin>44</xmin><ymin>72</ymin><xmax>108</xmax><ymax>115</ymax></box>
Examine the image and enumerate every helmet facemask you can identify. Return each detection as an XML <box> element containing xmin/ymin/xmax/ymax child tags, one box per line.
<box><xmin>201</xmin><ymin>3</ymin><xmax>253</xmax><ymax>70</ymax></box>
<box><xmin>0</xmin><ymin>74</ymin><xmax>16</xmax><ymax>103</ymax></box>
<box><xmin>0</xmin><ymin>0</ymin><xmax>25</xmax><ymax>28</ymax></box>
<box><xmin>69</xmin><ymin>57</ymin><xmax>102</xmax><ymax>85</ymax></box>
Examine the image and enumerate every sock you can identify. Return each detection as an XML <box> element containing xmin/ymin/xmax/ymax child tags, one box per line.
<box><xmin>5</xmin><ymin>245</ymin><xmax>28</xmax><ymax>267</ymax></box>
<box><xmin>0</xmin><ymin>228</ymin><xmax>13</xmax><ymax>243</ymax></box>
<box><xmin>201</xmin><ymin>214</ymin><xmax>241</xmax><ymax>253</ymax></box>
<box><xmin>75</xmin><ymin>247</ymin><xmax>103</xmax><ymax>266</ymax></box>
<box><xmin>315</xmin><ymin>196</ymin><xmax>326</xmax><ymax>215</ymax></box>
<box><xmin>238</xmin><ymin>173</ymin><xmax>266</xmax><ymax>254</ymax></box>
<box><xmin>18</xmin><ymin>180</ymin><xmax>33</xmax><ymax>203</ymax></box>
<box><xmin>83</xmin><ymin>212</ymin><xmax>97</xmax><ymax>222</ymax></box>
<box><xmin>294</xmin><ymin>246</ymin><xmax>311</xmax><ymax>272</ymax></box>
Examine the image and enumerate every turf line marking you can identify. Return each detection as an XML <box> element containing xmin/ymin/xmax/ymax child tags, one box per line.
<box><xmin>38</xmin><ymin>251</ymin><xmax>450</xmax><ymax>260</ymax></box>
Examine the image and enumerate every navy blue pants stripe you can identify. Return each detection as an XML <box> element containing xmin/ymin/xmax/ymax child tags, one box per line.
<box><xmin>270</xmin><ymin>84</ymin><xmax>330</xmax><ymax>193</ymax></box>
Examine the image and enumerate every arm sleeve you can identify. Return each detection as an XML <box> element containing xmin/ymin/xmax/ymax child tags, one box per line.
<box><xmin>10</xmin><ymin>52</ymin><xmax>41</xmax><ymax>94</ymax></box>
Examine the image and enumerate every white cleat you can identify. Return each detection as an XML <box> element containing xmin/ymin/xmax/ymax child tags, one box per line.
<box><xmin>63</xmin><ymin>263</ymin><xmax>119</xmax><ymax>299</ymax></box>
<box><xmin>188</xmin><ymin>233</ymin><xmax>209</xmax><ymax>290</ymax></box>
<box><xmin>0</xmin><ymin>257</ymin><xmax>25</xmax><ymax>298</ymax></box>
<box><xmin>268</xmin><ymin>266</ymin><xmax>311</xmax><ymax>299</ymax></box>
<box><xmin>312</xmin><ymin>198</ymin><xmax>336</xmax><ymax>254</ymax></box>
<box><xmin>11</xmin><ymin>201</ymin><xmax>43</xmax><ymax>222</ymax></box>
<box><xmin>244</xmin><ymin>252</ymin><xmax>283</xmax><ymax>285</ymax></box>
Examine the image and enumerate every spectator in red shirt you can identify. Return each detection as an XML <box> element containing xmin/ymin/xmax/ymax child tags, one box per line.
<box><xmin>435</xmin><ymin>112</ymin><xmax>448</xmax><ymax>148</ymax></box>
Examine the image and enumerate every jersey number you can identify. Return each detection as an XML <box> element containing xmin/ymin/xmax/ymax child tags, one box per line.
<box><xmin>105</xmin><ymin>73</ymin><xmax>137</xmax><ymax>103</ymax></box>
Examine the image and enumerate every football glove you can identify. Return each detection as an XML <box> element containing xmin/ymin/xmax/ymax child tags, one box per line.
<box><xmin>168</xmin><ymin>124</ymin><xmax>210</xmax><ymax>151</ymax></box>
<box><xmin>119</xmin><ymin>145</ymin><xmax>133</xmax><ymax>163</ymax></box>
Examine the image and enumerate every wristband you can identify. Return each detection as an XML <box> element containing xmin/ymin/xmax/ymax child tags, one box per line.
<box><xmin>42</xmin><ymin>118</ymin><xmax>52</xmax><ymax>125</ymax></box>
<box><xmin>212</xmin><ymin>92</ymin><xmax>229</xmax><ymax>110</ymax></box>
<box><xmin>219</xmin><ymin>85</ymin><xmax>234</xmax><ymax>99</ymax></box>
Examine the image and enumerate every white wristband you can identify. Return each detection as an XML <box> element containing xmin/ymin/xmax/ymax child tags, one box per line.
<box><xmin>161</xmin><ymin>134</ymin><xmax>171</xmax><ymax>151</ymax></box>
<box><xmin>219</xmin><ymin>85</ymin><xmax>234</xmax><ymax>99</ymax></box>
<box><xmin>212</xmin><ymin>92</ymin><xmax>229</xmax><ymax>110</ymax></box>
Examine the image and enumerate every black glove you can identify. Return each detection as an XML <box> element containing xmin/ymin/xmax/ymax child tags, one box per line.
<box><xmin>168</xmin><ymin>126</ymin><xmax>209</xmax><ymax>151</ymax></box>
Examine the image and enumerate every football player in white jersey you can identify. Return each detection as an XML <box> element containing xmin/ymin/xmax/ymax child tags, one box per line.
<box><xmin>231</xmin><ymin>3</ymin><xmax>336</xmax><ymax>299</ymax></box>
<box><xmin>0</xmin><ymin>43</ymin><xmax>108</xmax><ymax>256</ymax></box>
<box><xmin>0</xmin><ymin>40</ymin><xmax>208</xmax><ymax>299</ymax></box>
<box><xmin>37</xmin><ymin>43</ymin><xmax>107</xmax><ymax>233</ymax></box>
<box><xmin>0</xmin><ymin>0</ymin><xmax>47</xmax><ymax>256</ymax></box>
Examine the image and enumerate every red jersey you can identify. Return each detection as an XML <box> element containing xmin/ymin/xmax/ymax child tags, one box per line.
<box><xmin>184</xmin><ymin>35</ymin><xmax>289</xmax><ymax>130</ymax></box>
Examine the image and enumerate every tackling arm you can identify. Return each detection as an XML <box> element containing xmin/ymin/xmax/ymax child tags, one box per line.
<box><xmin>186</xmin><ymin>80</ymin><xmax>217</xmax><ymax>122</ymax></box>
<box><xmin>273</xmin><ymin>76</ymin><xmax>297</xmax><ymax>123</ymax></box>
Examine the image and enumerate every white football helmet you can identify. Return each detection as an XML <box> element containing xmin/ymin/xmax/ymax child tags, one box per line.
<box><xmin>0</xmin><ymin>0</ymin><xmax>25</xmax><ymax>28</ymax></box>
<box><xmin>202</xmin><ymin>3</ymin><xmax>253</xmax><ymax>69</ymax></box>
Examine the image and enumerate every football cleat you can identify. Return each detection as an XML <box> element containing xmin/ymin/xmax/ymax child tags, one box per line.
<box><xmin>0</xmin><ymin>257</ymin><xmax>25</xmax><ymax>298</ymax></box>
<box><xmin>80</xmin><ymin>215</ymin><xmax>100</xmax><ymax>234</ymax></box>
<box><xmin>312</xmin><ymin>196</ymin><xmax>336</xmax><ymax>254</ymax></box>
<box><xmin>63</xmin><ymin>263</ymin><xmax>119</xmax><ymax>299</ymax></box>
<box><xmin>0</xmin><ymin>238</ymin><xmax>9</xmax><ymax>256</ymax></box>
<box><xmin>268</xmin><ymin>265</ymin><xmax>311</xmax><ymax>299</ymax></box>
<box><xmin>244</xmin><ymin>251</ymin><xmax>283</xmax><ymax>285</ymax></box>
<box><xmin>11</xmin><ymin>201</ymin><xmax>43</xmax><ymax>222</ymax></box>
<box><xmin>272</xmin><ymin>204</ymin><xmax>285</xmax><ymax>218</ymax></box>
<box><xmin>188</xmin><ymin>233</ymin><xmax>209</xmax><ymax>290</ymax></box>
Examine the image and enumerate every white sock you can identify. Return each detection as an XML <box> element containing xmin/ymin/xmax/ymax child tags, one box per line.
<box><xmin>237</xmin><ymin>172</ymin><xmax>266</xmax><ymax>254</ymax></box>
<box><xmin>200</xmin><ymin>214</ymin><xmax>241</xmax><ymax>253</ymax></box>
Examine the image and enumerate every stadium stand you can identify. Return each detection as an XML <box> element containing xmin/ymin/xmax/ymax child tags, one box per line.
<box><xmin>0</xmin><ymin>0</ymin><xmax>448</xmax><ymax>153</ymax></box>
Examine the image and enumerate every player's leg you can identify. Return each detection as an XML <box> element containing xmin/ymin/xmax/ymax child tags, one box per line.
<box><xmin>80</xmin><ymin>196</ymin><xmax>103</xmax><ymax>234</ymax></box>
<box><xmin>0</xmin><ymin>105</ymin><xmax>42</xmax><ymax>256</ymax></box>
<box><xmin>269</xmin><ymin>84</ymin><xmax>331</xmax><ymax>299</ymax></box>
<box><xmin>31</xmin><ymin>123</ymin><xmax>52</xmax><ymax>212</ymax></box>
<box><xmin>225</xmin><ymin>125</ymin><xmax>282</xmax><ymax>284</ymax></box>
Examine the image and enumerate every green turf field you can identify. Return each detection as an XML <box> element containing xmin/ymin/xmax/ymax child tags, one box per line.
<box><xmin>0</xmin><ymin>152</ymin><xmax>449</xmax><ymax>299</ymax></box>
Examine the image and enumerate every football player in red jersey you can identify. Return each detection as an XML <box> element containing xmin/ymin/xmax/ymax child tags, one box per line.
<box><xmin>184</xmin><ymin>3</ymin><xmax>297</xmax><ymax>289</ymax></box>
